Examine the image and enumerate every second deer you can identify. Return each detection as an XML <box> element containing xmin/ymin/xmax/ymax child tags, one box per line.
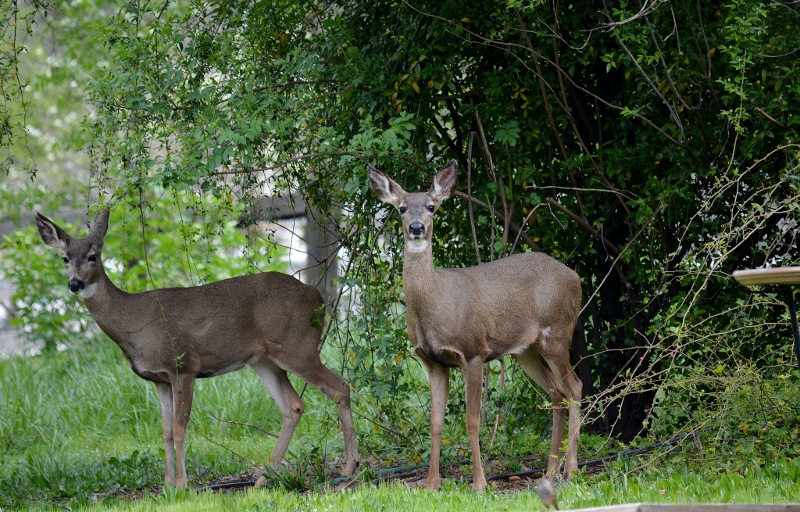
<box><xmin>368</xmin><ymin>161</ymin><xmax>582</xmax><ymax>491</ymax></box>
<box><xmin>36</xmin><ymin>210</ymin><xmax>358</xmax><ymax>489</ymax></box>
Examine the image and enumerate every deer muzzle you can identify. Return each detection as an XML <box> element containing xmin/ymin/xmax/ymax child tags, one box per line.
<box><xmin>409</xmin><ymin>221</ymin><xmax>425</xmax><ymax>238</ymax></box>
<box><xmin>68</xmin><ymin>278</ymin><xmax>85</xmax><ymax>294</ymax></box>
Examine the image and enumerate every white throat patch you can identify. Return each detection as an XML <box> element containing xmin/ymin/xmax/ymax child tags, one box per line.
<box><xmin>79</xmin><ymin>283</ymin><xmax>98</xmax><ymax>299</ymax></box>
<box><xmin>406</xmin><ymin>239</ymin><xmax>429</xmax><ymax>253</ymax></box>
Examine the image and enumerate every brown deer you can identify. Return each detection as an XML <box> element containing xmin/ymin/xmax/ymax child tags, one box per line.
<box><xmin>367</xmin><ymin>161</ymin><xmax>582</xmax><ymax>491</ymax></box>
<box><xmin>35</xmin><ymin>210</ymin><xmax>358</xmax><ymax>489</ymax></box>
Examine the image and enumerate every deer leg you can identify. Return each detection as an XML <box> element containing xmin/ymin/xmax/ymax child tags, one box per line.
<box><xmin>420</xmin><ymin>358</ymin><xmax>449</xmax><ymax>491</ymax></box>
<box><xmin>541</xmin><ymin>336</ymin><xmax>583</xmax><ymax>479</ymax></box>
<box><xmin>513</xmin><ymin>349</ymin><xmax>576</xmax><ymax>477</ymax></box>
<box><xmin>464</xmin><ymin>357</ymin><xmax>487</xmax><ymax>491</ymax></box>
<box><xmin>172</xmin><ymin>374</ymin><xmax>196</xmax><ymax>489</ymax></box>
<box><xmin>298</xmin><ymin>364</ymin><xmax>358</xmax><ymax>477</ymax></box>
<box><xmin>270</xmin><ymin>354</ymin><xmax>359</xmax><ymax>477</ymax></box>
<box><xmin>315</xmin><ymin>367</ymin><xmax>359</xmax><ymax>477</ymax></box>
<box><xmin>250</xmin><ymin>357</ymin><xmax>305</xmax><ymax>486</ymax></box>
<box><xmin>548</xmin><ymin>402</ymin><xmax>568</xmax><ymax>475</ymax></box>
<box><xmin>155</xmin><ymin>382</ymin><xmax>176</xmax><ymax>487</ymax></box>
<box><xmin>563</xmin><ymin>370</ymin><xmax>582</xmax><ymax>478</ymax></box>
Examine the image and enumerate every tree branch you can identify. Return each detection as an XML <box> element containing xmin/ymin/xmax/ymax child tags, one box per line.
<box><xmin>547</xmin><ymin>197</ymin><xmax>622</xmax><ymax>257</ymax></box>
<box><xmin>211</xmin><ymin>151</ymin><xmax>356</xmax><ymax>176</ymax></box>
<box><xmin>427</xmin><ymin>89</ymin><xmax>485</xmax><ymax>103</ymax></box>
<box><xmin>754</xmin><ymin>107</ymin><xmax>788</xmax><ymax>129</ymax></box>
<box><xmin>453</xmin><ymin>190</ymin><xmax>540</xmax><ymax>252</ymax></box>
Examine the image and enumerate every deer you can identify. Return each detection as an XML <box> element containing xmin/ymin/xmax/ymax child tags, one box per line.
<box><xmin>35</xmin><ymin>210</ymin><xmax>358</xmax><ymax>489</ymax></box>
<box><xmin>367</xmin><ymin>160</ymin><xmax>582</xmax><ymax>491</ymax></box>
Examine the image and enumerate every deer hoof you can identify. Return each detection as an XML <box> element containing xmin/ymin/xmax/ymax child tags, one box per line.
<box><xmin>424</xmin><ymin>476</ymin><xmax>442</xmax><ymax>491</ymax></box>
<box><xmin>470</xmin><ymin>481</ymin><xmax>487</xmax><ymax>493</ymax></box>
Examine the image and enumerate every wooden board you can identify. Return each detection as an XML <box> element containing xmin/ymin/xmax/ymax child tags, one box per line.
<box><xmin>732</xmin><ymin>267</ymin><xmax>800</xmax><ymax>286</ymax></box>
<box><xmin>572</xmin><ymin>504</ymin><xmax>800</xmax><ymax>512</ymax></box>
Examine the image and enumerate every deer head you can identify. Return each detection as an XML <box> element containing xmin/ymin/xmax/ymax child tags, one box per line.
<box><xmin>367</xmin><ymin>160</ymin><xmax>458</xmax><ymax>254</ymax></box>
<box><xmin>36</xmin><ymin>211</ymin><xmax>110</xmax><ymax>299</ymax></box>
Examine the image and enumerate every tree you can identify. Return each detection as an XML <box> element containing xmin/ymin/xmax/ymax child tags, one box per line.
<box><xmin>6</xmin><ymin>0</ymin><xmax>800</xmax><ymax>455</ymax></box>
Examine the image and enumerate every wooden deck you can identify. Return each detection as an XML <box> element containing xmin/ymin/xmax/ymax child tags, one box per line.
<box><xmin>573</xmin><ymin>504</ymin><xmax>800</xmax><ymax>512</ymax></box>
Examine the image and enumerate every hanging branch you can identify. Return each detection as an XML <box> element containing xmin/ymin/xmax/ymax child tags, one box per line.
<box><xmin>474</xmin><ymin>108</ymin><xmax>511</xmax><ymax>250</ymax></box>
<box><xmin>405</xmin><ymin>2</ymin><xmax>690</xmax><ymax>153</ymax></box>
<box><xmin>514</xmin><ymin>9</ymin><xmax>587</xmax><ymax>221</ymax></box>
<box><xmin>466</xmin><ymin>132</ymin><xmax>482</xmax><ymax>264</ymax></box>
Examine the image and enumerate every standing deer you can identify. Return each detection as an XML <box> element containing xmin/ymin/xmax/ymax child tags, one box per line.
<box><xmin>368</xmin><ymin>161</ymin><xmax>582</xmax><ymax>491</ymax></box>
<box><xmin>35</xmin><ymin>210</ymin><xmax>358</xmax><ymax>489</ymax></box>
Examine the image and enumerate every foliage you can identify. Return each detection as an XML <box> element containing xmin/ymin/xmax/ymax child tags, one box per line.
<box><xmin>0</xmin><ymin>196</ymin><xmax>286</xmax><ymax>352</ymax></box>
<box><xmin>651</xmin><ymin>365</ymin><xmax>800</xmax><ymax>468</ymax></box>
<box><xmin>3</xmin><ymin>0</ymin><xmax>800</xmax><ymax>499</ymax></box>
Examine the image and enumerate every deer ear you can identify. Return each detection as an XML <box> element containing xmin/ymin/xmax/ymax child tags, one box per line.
<box><xmin>430</xmin><ymin>160</ymin><xmax>458</xmax><ymax>202</ymax></box>
<box><xmin>368</xmin><ymin>165</ymin><xmax>405</xmax><ymax>207</ymax></box>
<box><xmin>35</xmin><ymin>212</ymin><xmax>70</xmax><ymax>250</ymax></box>
<box><xmin>89</xmin><ymin>210</ymin><xmax>110</xmax><ymax>249</ymax></box>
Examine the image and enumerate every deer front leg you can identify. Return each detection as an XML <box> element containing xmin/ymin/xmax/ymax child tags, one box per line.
<box><xmin>172</xmin><ymin>374</ymin><xmax>196</xmax><ymax>489</ymax></box>
<box><xmin>423</xmin><ymin>359</ymin><xmax>449</xmax><ymax>491</ymax></box>
<box><xmin>464</xmin><ymin>358</ymin><xmax>487</xmax><ymax>491</ymax></box>
<box><xmin>155</xmin><ymin>382</ymin><xmax>176</xmax><ymax>487</ymax></box>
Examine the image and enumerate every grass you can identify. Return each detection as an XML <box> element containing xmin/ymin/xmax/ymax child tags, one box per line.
<box><xmin>2</xmin><ymin>336</ymin><xmax>800</xmax><ymax>510</ymax></box>
<box><xmin>8</xmin><ymin>459</ymin><xmax>800</xmax><ymax>511</ymax></box>
<box><xmin>0</xmin><ymin>335</ymin><xmax>356</xmax><ymax>507</ymax></box>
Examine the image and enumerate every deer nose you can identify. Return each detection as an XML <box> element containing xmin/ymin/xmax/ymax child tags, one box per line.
<box><xmin>408</xmin><ymin>221</ymin><xmax>425</xmax><ymax>237</ymax></box>
<box><xmin>68</xmin><ymin>279</ymin><xmax>85</xmax><ymax>294</ymax></box>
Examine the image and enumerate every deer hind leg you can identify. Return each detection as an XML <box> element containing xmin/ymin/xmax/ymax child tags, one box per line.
<box><xmin>250</xmin><ymin>357</ymin><xmax>305</xmax><ymax>485</ymax></box>
<box><xmin>171</xmin><ymin>373</ymin><xmax>196</xmax><ymax>489</ymax></box>
<box><xmin>266</xmin><ymin>353</ymin><xmax>359</xmax><ymax>477</ymax></box>
<box><xmin>513</xmin><ymin>342</ymin><xmax>582</xmax><ymax>479</ymax></box>
<box><xmin>155</xmin><ymin>382</ymin><xmax>176</xmax><ymax>487</ymax></box>
<box><xmin>543</xmin><ymin>329</ymin><xmax>583</xmax><ymax>479</ymax></box>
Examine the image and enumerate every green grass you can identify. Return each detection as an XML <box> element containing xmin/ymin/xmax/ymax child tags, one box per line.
<box><xmin>8</xmin><ymin>459</ymin><xmax>800</xmax><ymax>512</ymax></box>
<box><xmin>0</xmin><ymin>336</ymin><xmax>357</xmax><ymax>507</ymax></box>
<box><xmin>2</xmin><ymin>338</ymin><xmax>800</xmax><ymax>510</ymax></box>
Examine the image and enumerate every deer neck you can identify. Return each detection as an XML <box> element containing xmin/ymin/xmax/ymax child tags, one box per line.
<box><xmin>80</xmin><ymin>267</ymin><xmax>129</xmax><ymax>334</ymax></box>
<box><xmin>402</xmin><ymin>237</ymin><xmax>437</xmax><ymax>297</ymax></box>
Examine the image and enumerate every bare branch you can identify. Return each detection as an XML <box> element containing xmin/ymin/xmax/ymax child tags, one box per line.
<box><xmin>453</xmin><ymin>190</ymin><xmax>541</xmax><ymax>252</ymax></box>
<box><xmin>211</xmin><ymin>151</ymin><xmax>355</xmax><ymax>176</ymax></box>
<box><xmin>598</xmin><ymin>0</ymin><xmax>669</xmax><ymax>31</ymax></box>
<box><xmin>204</xmin><ymin>408</ymin><xmax>279</xmax><ymax>438</ymax></box>
<box><xmin>546</xmin><ymin>197</ymin><xmax>622</xmax><ymax>257</ymax></box>
<box><xmin>754</xmin><ymin>107</ymin><xmax>788</xmax><ymax>129</ymax></box>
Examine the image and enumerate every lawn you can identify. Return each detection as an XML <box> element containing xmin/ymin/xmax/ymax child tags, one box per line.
<box><xmin>1</xmin><ymin>339</ymin><xmax>799</xmax><ymax>510</ymax></box>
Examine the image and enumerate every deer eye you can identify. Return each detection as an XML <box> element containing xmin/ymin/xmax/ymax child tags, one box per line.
<box><xmin>62</xmin><ymin>257</ymin><xmax>69</xmax><ymax>264</ymax></box>
<box><xmin>399</xmin><ymin>206</ymin><xmax>407</xmax><ymax>214</ymax></box>
<box><xmin>88</xmin><ymin>255</ymin><xmax>97</xmax><ymax>262</ymax></box>
<box><xmin>427</xmin><ymin>204</ymin><xmax>435</xmax><ymax>213</ymax></box>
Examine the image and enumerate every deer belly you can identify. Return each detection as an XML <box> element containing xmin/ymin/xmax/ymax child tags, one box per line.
<box><xmin>128</xmin><ymin>362</ymin><xmax>170</xmax><ymax>384</ymax></box>
<box><xmin>415</xmin><ymin>341</ymin><xmax>464</xmax><ymax>368</ymax></box>
<box><xmin>197</xmin><ymin>360</ymin><xmax>248</xmax><ymax>378</ymax></box>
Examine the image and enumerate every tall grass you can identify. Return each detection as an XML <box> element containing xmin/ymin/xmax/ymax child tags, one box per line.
<box><xmin>0</xmin><ymin>334</ymin><xmax>356</xmax><ymax>507</ymax></box>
